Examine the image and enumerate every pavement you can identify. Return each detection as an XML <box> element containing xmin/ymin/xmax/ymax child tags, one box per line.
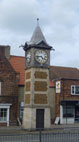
<box><xmin>51</xmin><ymin>123</ymin><xmax>79</xmax><ymax>128</ymax></box>
<box><xmin>0</xmin><ymin>124</ymin><xmax>79</xmax><ymax>134</ymax></box>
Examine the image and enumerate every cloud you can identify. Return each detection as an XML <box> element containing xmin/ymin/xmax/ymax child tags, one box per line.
<box><xmin>0</xmin><ymin>0</ymin><xmax>41</xmax><ymax>33</ymax></box>
<box><xmin>64</xmin><ymin>59</ymin><xmax>79</xmax><ymax>68</ymax></box>
<box><xmin>0</xmin><ymin>0</ymin><xmax>79</xmax><ymax>68</ymax></box>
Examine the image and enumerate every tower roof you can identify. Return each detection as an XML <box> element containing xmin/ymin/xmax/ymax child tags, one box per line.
<box><xmin>28</xmin><ymin>24</ymin><xmax>47</xmax><ymax>45</ymax></box>
<box><xmin>23</xmin><ymin>19</ymin><xmax>53</xmax><ymax>50</ymax></box>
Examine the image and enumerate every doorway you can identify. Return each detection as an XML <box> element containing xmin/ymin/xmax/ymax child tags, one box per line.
<box><xmin>36</xmin><ymin>109</ymin><xmax>44</xmax><ymax>129</ymax></box>
<box><xmin>75</xmin><ymin>106</ymin><xmax>79</xmax><ymax>122</ymax></box>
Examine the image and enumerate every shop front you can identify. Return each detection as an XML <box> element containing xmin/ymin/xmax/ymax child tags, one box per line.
<box><xmin>60</xmin><ymin>100</ymin><xmax>79</xmax><ymax>124</ymax></box>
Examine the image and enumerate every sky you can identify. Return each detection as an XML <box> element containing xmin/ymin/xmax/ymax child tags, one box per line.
<box><xmin>0</xmin><ymin>0</ymin><xmax>79</xmax><ymax>67</ymax></box>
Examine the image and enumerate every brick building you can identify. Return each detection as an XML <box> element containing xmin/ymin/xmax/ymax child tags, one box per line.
<box><xmin>9</xmin><ymin>56</ymin><xmax>25</xmax><ymax>122</ymax></box>
<box><xmin>1</xmin><ymin>44</ymin><xmax>79</xmax><ymax>126</ymax></box>
<box><xmin>50</xmin><ymin>66</ymin><xmax>79</xmax><ymax>124</ymax></box>
<box><xmin>0</xmin><ymin>45</ymin><xmax>18</xmax><ymax>126</ymax></box>
<box><xmin>9</xmin><ymin>55</ymin><xmax>79</xmax><ymax>125</ymax></box>
<box><xmin>10</xmin><ymin>53</ymin><xmax>79</xmax><ymax>125</ymax></box>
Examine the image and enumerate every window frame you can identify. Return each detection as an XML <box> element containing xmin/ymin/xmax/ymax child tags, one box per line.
<box><xmin>63</xmin><ymin>105</ymin><xmax>75</xmax><ymax>118</ymax></box>
<box><xmin>71</xmin><ymin>85</ymin><xmax>79</xmax><ymax>95</ymax></box>
<box><xmin>0</xmin><ymin>108</ymin><xmax>7</xmax><ymax>122</ymax></box>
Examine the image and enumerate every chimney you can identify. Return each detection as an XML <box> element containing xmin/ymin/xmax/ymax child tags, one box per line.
<box><xmin>0</xmin><ymin>45</ymin><xmax>10</xmax><ymax>59</ymax></box>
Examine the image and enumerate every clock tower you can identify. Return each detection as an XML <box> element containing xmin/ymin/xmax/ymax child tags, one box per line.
<box><xmin>22</xmin><ymin>20</ymin><xmax>53</xmax><ymax>129</ymax></box>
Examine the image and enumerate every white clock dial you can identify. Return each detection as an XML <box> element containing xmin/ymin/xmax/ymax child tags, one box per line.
<box><xmin>26</xmin><ymin>51</ymin><xmax>31</xmax><ymax>63</ymax></box>
<box><xmin>35</xmin><ymin>50</ymin><xmax>48</xmax><ymax>64</ymax></box>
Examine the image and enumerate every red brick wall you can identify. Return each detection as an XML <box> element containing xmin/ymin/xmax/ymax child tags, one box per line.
<box><xmin>56</xmin><ymin>79</ymin><xmax>79</xmax><ymax>117</ymax></box>
<box><xmin>0</xmin><ymin>56</ymin><xmax>18</xmax><ymax>126</ymax></box>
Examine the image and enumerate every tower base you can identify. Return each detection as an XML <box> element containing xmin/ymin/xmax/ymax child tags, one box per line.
<box><xmin>22</xmin><ymin>107</ymin><xmax>51</xmax><ymax>129</ymax></box>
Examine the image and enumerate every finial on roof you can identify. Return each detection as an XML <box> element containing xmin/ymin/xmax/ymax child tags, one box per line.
<box><xmin>37</xmin><ymin>18</ymin><xmax>39</xmax><ymax>26</ymax></box>
<box><xmin>28</xmin><ymin>18</ymin><xmax>48</xmax><ymax>45</ymax></box>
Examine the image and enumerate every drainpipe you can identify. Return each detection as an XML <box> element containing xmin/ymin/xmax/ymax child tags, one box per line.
<box><xmin>7</xmin><ymin>108</ymin><xmax>10</xmax><ymax>127</ymax></box>
<box><xmin>63</xmin><ymin>80</ymin><xmax>67</xmax><ymax>124</ymax></box>
<box><xmin>63</xmin><ymin>79</ymin><xmax>64</xmax><ymax>100</ymax></box>
<box><xmin>66</xmin><ymin>102</ymin><xmax>67</xmax><ymax>124</ymax></box>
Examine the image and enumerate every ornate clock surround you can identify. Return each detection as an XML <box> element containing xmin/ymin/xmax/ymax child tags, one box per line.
<box><xmin>25</xmin><ymin>44</ymin><xmax>51</xmax><ymax>69</ymax></box>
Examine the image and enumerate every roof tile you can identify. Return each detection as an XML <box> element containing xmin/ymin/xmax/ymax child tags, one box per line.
<box><xmin>50</xmin><ymin>66</ymin><xmax>79</xmax><ymax>80</ymax></box>
<box><xmin>9</xmin><ymin>56</ymin><xmax>25</xmax><ymax>85</ymax></box>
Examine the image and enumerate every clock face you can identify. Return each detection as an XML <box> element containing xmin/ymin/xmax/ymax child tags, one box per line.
<box><xmin>35</xmin><ymin>50</ymin><xmax>48</xmax><ymax>64</ymax></box>
<box><xmin>26</xmin><ymin>51</ymin><xmax>31</xmax><ymax>63</ymax></box>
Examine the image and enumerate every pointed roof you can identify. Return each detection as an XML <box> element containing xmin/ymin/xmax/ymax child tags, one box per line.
<box><xmin>23</xmin><ymin>19</ymin><xmax>53</xmax><ymax>50</ymax></box>
<box><xmin>28</xmin><ymin>24</ymin><xmax>47</xmax><ymax>45</ymax></box>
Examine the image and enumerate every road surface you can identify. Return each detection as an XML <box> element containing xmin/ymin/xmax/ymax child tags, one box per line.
<box><xmin>0</xmin><ymin>132</ymin><xmax>79</xmax><ymax>142</ymax></box>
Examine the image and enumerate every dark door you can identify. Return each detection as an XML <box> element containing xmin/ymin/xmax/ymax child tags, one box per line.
<box><xmin>75</xmin><ymin>106</ymin><xmax>79</xmax><ymax>122</ymax></box>
<box><xmin>36</xmin><ymin>109</ymin><xmax>44</xmax><ymax>129</ymax></box>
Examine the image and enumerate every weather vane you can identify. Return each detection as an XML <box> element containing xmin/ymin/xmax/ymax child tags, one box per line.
<box><xmin>37</xmin><ymin>18</ymin><xmax>39</xmax><ymax>26</ymax></box>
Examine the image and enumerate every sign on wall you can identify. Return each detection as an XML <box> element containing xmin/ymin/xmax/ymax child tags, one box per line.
<box><xmin>56</xmin><ymin>81</ymin><xmax>61</xmax><ymax>93</ymax></box>
<box><xmin>20</xmin><ymin>102</ymin><xmax>24</xmax><ymax>107</ymax></box>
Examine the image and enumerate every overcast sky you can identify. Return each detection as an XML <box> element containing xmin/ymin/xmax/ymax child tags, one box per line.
<box><xmin>0</xmin><ymin>0</ymin><xmax>79</xmax><ymax>67</ymax></box>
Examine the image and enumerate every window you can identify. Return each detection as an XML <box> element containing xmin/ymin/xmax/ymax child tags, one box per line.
<box><xmin>0</xmin><ymin>82</ymin><xmax>1</xmax><ymax>95</ymax></box>
<box><xmin>71</xmin><ymin>85</ymin><xmax>79</xmax><ymax>95</ymax></box>
<box><xmin>0</xmin><ymin>108</ymin><xmax>7</xmax><ymax>121</ymax></box>
<box><xmin>20</xmin><ymin>108</ymin><xmax>24</xmax><ymax>119</ymax></box>
<box><xmin>63</xmin><ymin>105</ymin><xmax>74</xmax><ymax>118</ymax></box>
<box><xmin>19</xmin><ymin>102</ymin><xmax>24</xmax><ymax>120</ymax></box>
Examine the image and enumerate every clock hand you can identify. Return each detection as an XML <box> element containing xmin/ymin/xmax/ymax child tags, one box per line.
<box><xmin>36</xmin><ymin>56</ymin><xmax>43</xmax><ymax>59</ymax></box>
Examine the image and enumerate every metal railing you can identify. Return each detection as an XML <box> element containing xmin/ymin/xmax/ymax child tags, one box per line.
<box><xmin>0</xmin><ymin>128</ymin><xmax>79</xmax><ymax>142</ymax></box>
